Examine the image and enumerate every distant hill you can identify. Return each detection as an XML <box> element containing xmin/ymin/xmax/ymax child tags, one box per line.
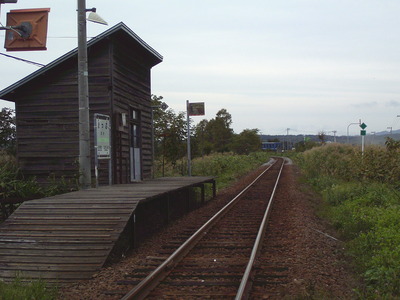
<box><xmin>260</xmin><ymin>133</ymin><xmax>400</xmax><ymax>147</ymax></box>
<box><xmin>375</xmin><ymin>129</ymin><xmax>400</xmax><ymax>135</ymax></box>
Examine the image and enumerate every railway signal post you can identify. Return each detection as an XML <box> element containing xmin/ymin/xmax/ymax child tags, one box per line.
<box><xmin>360</xmin><ymin>122</ymin><xmax>367</xmax><ymax>155</ymax></box>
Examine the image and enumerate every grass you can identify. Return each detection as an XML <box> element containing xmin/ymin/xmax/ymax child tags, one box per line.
<box><xmin>0</xmin><ymin>277</ymin><xmax>57</xmax><ymax>300</ymax></box>
<box><xmin>297</xmin><ymin>143</ymin><xmax>400</xmax><ymax>298</ymax></box>
<box><xmin>155</xmin><ymin>151</ymin><xmax>274</xmax><ymax>191</ymax></box>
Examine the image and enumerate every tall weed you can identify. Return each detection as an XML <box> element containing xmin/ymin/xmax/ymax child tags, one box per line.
<box><xmin>0</xmin><ymin>151</ymin><xmax>77</xmax><ymax>202</ymax></box>
<box><xmin>156</xmin><ymin>152</ymin><xmax>273</xmax><ymax>190</ymax></box>
<box><xmin>0</xmin><ymin>152</ymin><xmax>43</xmax><ymax>200</ymax></box>
<box><xmin>191</xmin><ymin>152</ymin><xmax>272</xmax><ymax>189</ymax></box>
<box><xmin>298</xmin><ymin>144</ymin><xmax>400</xmax><ymax>297</ymax></box>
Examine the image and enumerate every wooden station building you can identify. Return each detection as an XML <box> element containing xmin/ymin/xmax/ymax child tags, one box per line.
<box><xmin>0</xmin><ymin>23</ymin><xmax>221</xmax><ymax>282</ymax></box>
<box><xmin>0</xmin><ymin>22</ymin><xmax>162</xmax><ymax>185</ymax></box>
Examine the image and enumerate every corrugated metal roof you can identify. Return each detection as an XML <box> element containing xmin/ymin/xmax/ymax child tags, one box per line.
<box><xmin>0</xmin><ymin>22</ymin><xmax>163</xmax><ymax>101</ymax></box>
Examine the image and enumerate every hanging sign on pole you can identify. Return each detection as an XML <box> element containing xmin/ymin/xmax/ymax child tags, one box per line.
<box><xmin>187</xmin><ymin>101</ymin><xmax>205</xmax><ymax>176</ymax></box>
<box><xmin>188</xmin><ymin>102</ymin><xmax>205</xmax><ymax>116</ymax></box>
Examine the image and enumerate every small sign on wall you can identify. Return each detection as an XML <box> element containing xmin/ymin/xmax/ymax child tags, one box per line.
<box><xmin>95</xmin><ymin>114</ymin><xmax>111</xmax><ymax>159</ymax></box>
<box><xmin>94</xmin><ymin>113</ymin><xmax>112</xmax><ymax>187</ymax></box>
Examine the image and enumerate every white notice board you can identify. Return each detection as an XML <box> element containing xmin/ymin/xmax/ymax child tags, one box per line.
<box><xmin>95</xmin><ymin>114</ymin><xmax>111</xmax><ymax>159</ymax></box>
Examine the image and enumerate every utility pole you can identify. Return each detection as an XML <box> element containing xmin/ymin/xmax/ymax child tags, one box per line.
<box><xmin>286</xmin><ymin>128</ymin><xmax>290</xmax><ymax>150</ymax></box>
<box><xmin>77</xmin><ymin>0</ymin><xmax>91</xmax><ymax>189</ymax></box>
<box><xmin>186</xmin><ymin>100</ymin><xmax>191</xmax><ymax>176</ymax></box>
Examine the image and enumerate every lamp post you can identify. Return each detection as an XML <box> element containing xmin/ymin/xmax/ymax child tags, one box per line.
<box><xmin>77</xmin><ymin>0</ymin><xmax>91</xmax><ymax>189</ymax></box>
<box><xmin>77</xmin><ymin>0</ymin><xmax>107</xmax><ymax>189</ymax></box>
<box><xmin>370</xmin><ymin>131</ymin><xmax>376</xmax><ymax>145</ymax></box>
<box><xmin>347</xmin><ymin>120</ymin><xmax>361</xmax><ymax>144</ymax></box>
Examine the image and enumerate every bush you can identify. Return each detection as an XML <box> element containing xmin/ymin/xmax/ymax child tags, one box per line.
<box><xmin>0</xmin><ymin>152</ymin><xmax>43</xmax><ymax>200</ymax></box>
<box><xmin>298</xmin><ymin>144</ymin><xmax>360</xmax><ymax>181</ymax></box>
<box><xmin>297</xmin><ymin>143</ymin><xmax>400</xmax><ymax>297</ymax></box>
<box><xmin>0</xmin><ymin>151</ymin><xmax>78</xmax><ymax>202</ymax></box>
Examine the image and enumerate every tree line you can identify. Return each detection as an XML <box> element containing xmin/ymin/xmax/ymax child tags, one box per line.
<box><xmin>152</xmin><ymin>95</ymin><xmax>261</xmax><ymax>166</ymax></box>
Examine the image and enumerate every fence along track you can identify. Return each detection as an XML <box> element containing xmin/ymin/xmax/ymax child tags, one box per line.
<box><xmin>121</xmin><ymin>158</ymin><xmax>285</xmax><ymax>299</ymax></box>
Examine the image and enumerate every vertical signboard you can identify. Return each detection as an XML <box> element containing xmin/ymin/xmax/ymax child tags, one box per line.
<box><xmin>95</xmin><ymin>115</ymin><xmax>111</xmax><ymax>159</ymax></box>
<box><xmin>94</xmin><ymin>114</ymin><xmax>111</xmax><ymax>186</ymax></box>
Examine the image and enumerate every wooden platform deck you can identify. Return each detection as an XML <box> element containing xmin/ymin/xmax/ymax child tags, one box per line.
<box><xmin>0</xmin><ymin>176</ymin><xmax>215</xmax><ymax>283</ymax></box>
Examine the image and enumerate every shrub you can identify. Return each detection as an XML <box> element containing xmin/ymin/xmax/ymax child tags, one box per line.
<box><xmin>298</xmin><ymin>144</ymin><xmax>360</xmax><ymax>182</ymax></box>
<box><xmin>0</xmin><ymin>151</ymin><xmax>78</xmax><ymax>203</ymax></box>
<box><xmin>0</xmin><ymin>152</ymin><xmax>43</xmax><ymax>200</ymax></box>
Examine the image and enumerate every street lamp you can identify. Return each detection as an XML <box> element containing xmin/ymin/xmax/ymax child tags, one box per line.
<box><xmin>77</xmin><ymin>0</ymin><xmax>107</xmax><ymax>189</ymax></box>
<box><xmin>347</xmin><ymin>120</ymin><xmax>361</xmax><ymax>144</ymax></box>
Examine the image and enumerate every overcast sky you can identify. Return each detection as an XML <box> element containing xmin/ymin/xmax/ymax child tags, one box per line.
<box><xmin>1</xmin><ymin>0</ymin><xmax>400</xmax><ymax>136</ymax></box>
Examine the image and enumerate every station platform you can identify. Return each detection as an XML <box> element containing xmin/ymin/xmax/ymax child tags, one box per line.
<box><xmin>0</xmin><ymin>176</ymin><xmax>215</xmax><ymax>282</ymax></box>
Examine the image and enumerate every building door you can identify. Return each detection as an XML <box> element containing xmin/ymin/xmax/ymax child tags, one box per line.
<box><xmin>130</xmin><ymin>109</ymin><xmax>141</xmax><ymax>182</ymax></box>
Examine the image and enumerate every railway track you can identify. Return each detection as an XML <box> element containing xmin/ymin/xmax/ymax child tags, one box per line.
<box><xmin>117</xmin><ymin>157</ymin><xmax>285</xmax><ymax>299</ymax></box>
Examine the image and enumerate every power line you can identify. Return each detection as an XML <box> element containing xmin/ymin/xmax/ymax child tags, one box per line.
<box><xmin>0</xmin><ymin>52</ymin><xmax>44</xmax><ymax>67</ymax></box>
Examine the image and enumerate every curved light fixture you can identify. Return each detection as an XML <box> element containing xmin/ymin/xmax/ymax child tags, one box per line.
<box><xmin>87</xmin><ymin>11</ymin><xmax>108</xmax><ymax>25</ymax></box>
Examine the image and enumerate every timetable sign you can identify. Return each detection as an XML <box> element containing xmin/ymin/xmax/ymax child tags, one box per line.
<box><xmin>96</xmin><ymin>115</ymin><xmax>111</xmax><ymax>159</ymax></box>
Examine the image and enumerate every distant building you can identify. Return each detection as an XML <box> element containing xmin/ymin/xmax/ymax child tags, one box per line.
<box><xmin>0</xmin><ymin>22</ymin><xmax>162</xmax><ymax>185</ymax></box>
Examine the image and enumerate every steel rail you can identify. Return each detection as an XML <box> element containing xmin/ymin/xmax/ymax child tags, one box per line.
<box><xmin>235</xmin><ymin>159</ymin><xmax>285</xmax><ymax>299</ymax></box>
<box><xmin>121</xmin><ymin>159</ymin><xmax>279</xmax><ymax>300</ymax></box>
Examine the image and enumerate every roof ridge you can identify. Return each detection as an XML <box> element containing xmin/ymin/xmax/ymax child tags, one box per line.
<box><xmin>0</xmin><ymin>22</ymin><xmax>163</xmax><ymax>100</ymax></box>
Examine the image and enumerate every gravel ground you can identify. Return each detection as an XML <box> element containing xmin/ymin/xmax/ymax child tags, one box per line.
<box><xmin>58</xmin><ymin>163</ymin><xmax>360</xmax><ymax>299</ymax></box>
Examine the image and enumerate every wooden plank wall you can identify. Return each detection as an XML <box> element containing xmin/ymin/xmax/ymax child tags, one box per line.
<box><xmin>15</xmin><ymin>66</ymin><xmax>81</xmax><ymax>183</ymax></box>
<box><xmin>14</xmin><ymin>43</ymin><xmax>113</xmax><ymax>185</ymax></box>
<box><xmin>111</xmin><ymin>35</ymin><xmax>155</xmax><ymax>182</ymax></box>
